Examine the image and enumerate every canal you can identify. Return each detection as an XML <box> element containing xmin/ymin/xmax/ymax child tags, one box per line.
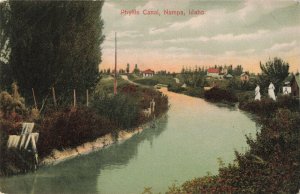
<box><xmin>0</xmin><ymin>89</ymin><xmax>258</xmax><ymax>194</ymax></box>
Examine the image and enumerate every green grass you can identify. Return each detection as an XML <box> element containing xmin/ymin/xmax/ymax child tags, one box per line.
<box><xmin>133</xmin><ymin>75</ymin><xmax>177</xmax><ymax>87</ymax></box>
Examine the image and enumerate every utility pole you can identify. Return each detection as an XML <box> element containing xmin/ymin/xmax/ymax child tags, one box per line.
<box><xmin>114</xmin><ymin>32</ymin><xmax>117</xmax><ymax>95</ymax></box>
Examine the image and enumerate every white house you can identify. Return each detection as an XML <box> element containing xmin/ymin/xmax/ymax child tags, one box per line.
<box><xmin>142</xmin><ymin>69</ymin><xmax>155</xmax><ymax>77</ymax></box>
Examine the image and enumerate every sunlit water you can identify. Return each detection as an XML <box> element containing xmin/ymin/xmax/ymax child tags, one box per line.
<box><xmin>0</xmin><ymin>89</ymin><xmax>258</xmax><ymax>194</ymax></box>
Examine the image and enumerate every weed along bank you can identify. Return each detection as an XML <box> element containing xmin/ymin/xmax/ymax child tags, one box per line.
<box><xmin>0</xmin><ymin>80</ymin><xmax>169</xmax><ymax>176</ymax></box>
<box><xmin>0</xmin><ymin>88</ymin><xmax>258</xmax><ymax>193</ymax></box>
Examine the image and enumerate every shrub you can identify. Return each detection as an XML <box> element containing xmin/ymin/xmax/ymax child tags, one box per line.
<box><xmin>168</xmin><ymin>84</ymin><xmax>186</xmax><ymax>93</ymax></box>
<box><xmin>37</xmin><ymin>107</ymin><xmax>117</xmax><ymax>158</ymax></box>
<box><xmin>184</xmin><ymin>87</ymin><xmax>204</xmax><ymax>98</ymax></box>
<box><xmin>92</xmin><ymin>94</ymin><xmax>140</xmax><ymax>129</ymax></box>
<box><xmin>92</xmin><ymin>83</ymin><xmax>169</xmax><ymax>129</ymax></box>
<box><xmin>134</xmin><ymin>78</ymin><xmax>159</xmax><ymax>86</ymax></box>
<box><xmin>237</xmin><ymin>91</ymin><xmax>255</xmax><ymax>103</ymax></box>
<box><xmin>0</xmin><ymin>83</ymin><xmax>28</xmax><ymax>118</ymax></box>
<box><xmin>204</xmin><ymin>87</ymin><xmax>238</xmax><ymax>103</ymax></box>
<box><xmin>239</xmin><ymin>95</ymin><xmax>299</xmax><ymax>117</ymax></box>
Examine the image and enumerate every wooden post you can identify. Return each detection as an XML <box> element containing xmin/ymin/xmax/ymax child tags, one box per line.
<box><xmin>32</xmin><ymin>88</ymin><xmax>38</xmax><ymax>109</ymax></box>
<box><xmin>52</xmin><ymin>87</ymin><xmax>57</xmax><ymax>108</ymax></box>
<box><xmin>86</xmin><ymin>89</ymin><xmax>89</xmax><ymax>107</ymax></box>
<box><xmin>73</xmin><ymin>89</ymin><xmax>76</xmax><ymax>107</ymax></box>
<box><xmin>114</xmin><ymin>32</ymin><xmax>117</xmax><ymax>95</ymax></box>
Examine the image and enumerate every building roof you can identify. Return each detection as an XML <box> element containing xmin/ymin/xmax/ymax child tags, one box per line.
<box><xmin>283</xmin><ymin>74</ymin><xmax>293</xmax><ymax>85</ymax></box>
<box><xmin>241</xmin><ymin>72</ymin><xmax>249</xmax><ymax>76</ymax></box>
<box><xmin>207</xmin><ymin>68</ymin><xmax>219</xmax><ymax>73</ymax></box>
<box><xmin>295</xmin><ymin>74</ymin><xmax>300</xmax><ymax>87</ymax></box>
<box><xmin>142</xmin><ymin>69</ymin><xmax>154</xmax><ymax>74</ymax></box>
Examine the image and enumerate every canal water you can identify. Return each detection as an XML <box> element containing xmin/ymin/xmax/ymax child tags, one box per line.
<box><xmin>0</xmin><ymin>89</ymin><xmax>258</xmax><ymax>194</ymax></box>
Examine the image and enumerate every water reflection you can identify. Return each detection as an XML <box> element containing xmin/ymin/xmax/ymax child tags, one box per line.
<box><xmin>0</xmin><ymin>116</ymin><xmax>168</xmax><ymax>194</ymax></box>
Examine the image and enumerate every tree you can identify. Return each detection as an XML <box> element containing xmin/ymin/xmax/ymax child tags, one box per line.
<box><xmin>126</xmin><ymin>63</ymin><xmax>130</xmax><ymax>74</ymax></box>
<box><xmin>259</xmin><ymin>57</ymin><xmax>289</xmax><ymax>94</ymax></box>
<box><xmin>133</xmin><ymin>64</ymin><xmax>140</xmax><ymax>74</ymax></box>
<box><xmin>227</xmin><ymin>65</ymin><xmax>233</xmax><ymax>75</ymax></box>
<box><xmin>118</xmin><ymin>69</ymin><xmax>125</xmax><ymax>74</ymax></box>
<box><xmin>233</xmin><ymin>65</ymin><xmax>243</xmax><ymax>76</ymax></box>
<box><xmin>0</xmin><ymin>1</ymin><xmax>12</xmax><ymax>90</ymax></box>
<box><xmin>1</xmin><ymin>1</ymin><xmax>104</xmax><ymax>106</ymax></box>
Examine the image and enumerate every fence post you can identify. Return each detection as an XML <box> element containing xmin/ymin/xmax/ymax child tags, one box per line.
<box><xmin>86</xmin><ymin>89</ymin><xmax>89</xmax><ymax>107</ymax></box>
<box><xmin>73</xmin><ymin>89</ymin><xmax>76</xmax><ymax>107</ymax></box>
<box><xmin>31</xmin><ymin>88</ymin><xmax>38</xmax><ymax>109</ymax></box>
<box><xmin>52</xmin><ymin>87</ymin><xmax>57</xmax><ymax>108</ymax></box>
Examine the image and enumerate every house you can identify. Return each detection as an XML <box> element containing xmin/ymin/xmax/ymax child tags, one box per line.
<box><xmin>221</xmin><ymin>67</ymin><xmax>228</xmax><ymax>75</ymax></box>
<box><xmin>283</xmin><ymin>74</ymin><xmax>300</xmax><ymax>97</ymax></box>
<box><xmin>291</xmin><ymin>74</ymin><xmax>300</xmax><ymax>97</ymax></box>
<box><xmin>282</xmin><ymin>74</ymin><xmax>293</xmax><ymax>95</ymax></box>
<box><xmin>240</xmin><ymin>72</ymin><xmax>249</xmax><ymax>82</ymax></box>
<box><xmin>142</xmin><ymin>69</ymin><xmax>155</xmax><ymax>77</ymax></box>
<box><xmin>207</xmin><ymin>68</ymin><xmax>220</xmax><ymax>78</ymax></box>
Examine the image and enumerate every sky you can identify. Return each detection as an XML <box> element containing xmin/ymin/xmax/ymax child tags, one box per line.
<box><xmin>101</xmin><ymin>0</ymin><xmax>300</xmax><ymax>73</ymax></box>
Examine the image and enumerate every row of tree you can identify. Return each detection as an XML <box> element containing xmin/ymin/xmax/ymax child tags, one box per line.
<box><xmin>181</xmin><ymin>64</ymin><xmax>244</xmax><ymax>76</ymax></box>
<box><xmin>0</xmin><ymin>1</ymin><xmax>104</xmax><ymax>107</ymax></box>
<box><xmin>100</xmin><ymin>63</ymin><xmax>141</xmax><ymax>75</ymax></box>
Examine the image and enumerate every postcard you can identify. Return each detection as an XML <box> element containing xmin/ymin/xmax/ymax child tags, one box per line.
<box><xmin>0</xmin><ymin>0</ymin><xmax>299</xmax><ymax>193</ymax></box>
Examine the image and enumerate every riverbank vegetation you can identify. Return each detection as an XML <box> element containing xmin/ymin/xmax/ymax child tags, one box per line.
<box><xmin>129</xmin><ymin>74</ymin><xmax>177</xmax><ymax>87</ymax></box>
<box><xmin>164</xmin><ymin>58</ymin><xmax>300</xmax><ymax>193</ymax></box>
<box><xmin>204</xmin><ymin>87</ymin><xmax>238</xmax><ymax>104</ymax></box>
<box><xmin>0</xmin><ymin>1</ymin><xmax>169</xmax><ymax>176</ymax></box>
<box><xmin>0</xmin><ymin>79</ymin><xmax>169</xmax><ymax>176</ymax></box>
<box><xmin>166</xmin><ymin>106</ymin><xmax>300</xmax><ymax>193</ymax></box>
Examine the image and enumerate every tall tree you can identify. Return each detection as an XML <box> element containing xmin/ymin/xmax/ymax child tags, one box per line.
<box><xmin>259</xmin><ymin>57</ymin><xmax>289</xmax><ymax>94</ymax></box>
<box><xmin>0</xmin><ymin>1</ymin><xmax>12</xmax><ymax>89</ymax></box>
<box><xmin>133</xmin><ymin>64</ymin><xmax>140</xmax><ymax>74</ymax></box>
<box><xmin>1</xmin><ymin>1</ymin><xmax>104</xmax><ymax>105</ymax></box>
<box><xmin>126</xmin><ymin>63</ymin><xmax>130</xmax><ymax>74</ymax></box>
<box><xmin>233</xmin><ymin>65</ymin><xmax>243</xmax><ymax>76</ymax></box>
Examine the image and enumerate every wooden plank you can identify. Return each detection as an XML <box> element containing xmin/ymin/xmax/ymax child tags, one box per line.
<box><xmin>31</xmin><ymin>135</ymin><xmax>37</xmax><ymax>153</ymax></box>
<box><xmin>19</xmin><ymin>134</ymin><xmax>27</xmax><ymax>149</ymax></box>
<box><xmin>7</xmin><ymin>135</ymin><xmax>20</xmax><ymax>148</ymax></box>
<box><xmin>24</xmin><ymin>134</ymin><xmax>31</xmax><ymax>150</ymax></box>
<box><xmin>21</xmin><ymin>123</ymin><xmax>34</xmax><ymax>134</ymax></box>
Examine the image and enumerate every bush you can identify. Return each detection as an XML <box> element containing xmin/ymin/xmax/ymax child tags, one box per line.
<box><xmin>37</xmin><ymin>107</ymin><xmax>117</xmax><ymax>158</ymax></box>
<box><xmin>184</xmin><ymin>87</ymin><xmax>204</xmax><ymax>98</ymax></box>
<box><xmin>239</xmin><ymin>95</ymin><xmax>299</xmax><ymax>117</ymax></box>
<box><xmin>237</xmin><ymin>91</ymin><xmax>255</xmax><ymax>103</ymax></box>
<box><xmin>0</xmin><ymin>83</ymin><xmax>28</xmax><ymax>118</ymax></box>
<box><xmin>92</xmin><ymin>94</ymin><xmax>140</xmax><ymax>129</ymax></box>
<box><xmin>134</xmin><ymin>78</ymin><xmax>159</xmax><ymax>86</ymax></box>
<box><xmin>168</xmin><ymin>84</ymin><xmax>186</xmax><ymax>93</ymax></box>
<box><xmin>92</xmin><ymin>83</ymin><xmax>169</xmax><ymax>129</ymax></box>
<box><xmin>204</xmin><ymin>87</ymin><xmax>238</xmax><ymax>103</ymax></box>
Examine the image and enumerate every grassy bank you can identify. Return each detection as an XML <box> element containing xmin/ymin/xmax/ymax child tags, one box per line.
<box><xmin>0</xmin><ymin>79</ymin><xmax>169</xmax><ymax>176</ymax></box>
<box><xmin>129</xmin><ymin>74</ymin><xmax>177</xmax><ymax>87</ymax></box>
